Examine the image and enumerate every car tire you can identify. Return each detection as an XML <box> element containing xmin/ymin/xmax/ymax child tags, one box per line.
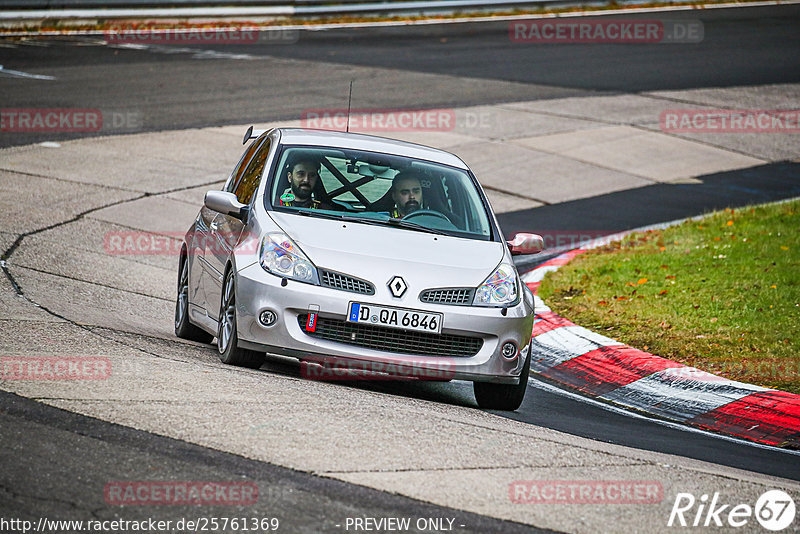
<box><xmin>175</xmin><ymin>255</ymin><xmax>214</xmax><ymax>344</ymax></box>
<box><xmin>473</xmin><ymin>342</ymin><xmax>532</xmax><ymax>411</ymax></box>
<box><xmin>217</xmin><ymin>268</ymin><xmax>266</xmax><ymax>369</ymax></box>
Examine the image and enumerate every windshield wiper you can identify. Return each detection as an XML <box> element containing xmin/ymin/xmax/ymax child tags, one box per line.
<box><xmin>294</xmin><ymin>209</ymin><xmax>450</xmax><ymax>236</ymax></box>
<box><xmin>383</xmin><ymin>218</ymin><xmax>450</xmax><ymax>236</ymax></box>
<box><xmin>294</xmin><ymin>209</ymin><xmax>346</xmax><ymax>221</ymax></box>
<box><xmin>295</xmin><ymin>210</ymin><xmax>378</xmax><ymax>225</ymax></box>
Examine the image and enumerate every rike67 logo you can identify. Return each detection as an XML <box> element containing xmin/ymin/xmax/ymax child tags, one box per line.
<box><xmin>668</xmin><ymin>490</ymin><xmax>796</xmax><ymax>531</ymax></box>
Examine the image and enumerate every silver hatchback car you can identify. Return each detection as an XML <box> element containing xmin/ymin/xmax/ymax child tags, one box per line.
<box><xmin>175</xmin><ymin>127</ymin><xmax>543</xmax><ymax>410</ymax></box>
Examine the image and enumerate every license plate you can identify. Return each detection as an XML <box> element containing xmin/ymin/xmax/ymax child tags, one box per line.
<box><xmin>347</xmin><ymin>302</ymin><xmax>442</xmax><ymax>334</ymax></box>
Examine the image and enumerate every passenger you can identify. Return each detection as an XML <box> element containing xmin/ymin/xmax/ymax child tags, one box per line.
<box><xmin>389</xmin><ymin>171</ymin><xmax>424</xmax><ymax>218</ymax></box>
<box><xmin>278</xmin><ymin>154</ymin><xmax>331</xmax><ymax>209</ymax></box>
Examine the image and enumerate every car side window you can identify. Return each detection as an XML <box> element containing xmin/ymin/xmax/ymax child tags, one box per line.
<box><xmin>234</xmin><ymin>138</ymin><xmax>271</xmax><ymax>205</ymax></box>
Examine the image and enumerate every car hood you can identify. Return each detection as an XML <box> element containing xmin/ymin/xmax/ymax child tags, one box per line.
<box><xmin>268</xmin><ymin>212</ymin><xmax>507</xmax><ymax>292</ymax></box>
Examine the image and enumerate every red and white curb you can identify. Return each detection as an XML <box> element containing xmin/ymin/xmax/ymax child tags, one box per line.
<box><xmin>522</xmin><ymin>249</ymin><xmax>800</xmax><ymax>449</ymax></box>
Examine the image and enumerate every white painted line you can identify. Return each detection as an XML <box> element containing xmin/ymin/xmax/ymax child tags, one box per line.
<box><xmin>532</xmin><ymin>295</ymin><xmax>551</xmax><ymax>313</ymax></box>
<box><xmin>0</xmin><ymin>65</ymin><xmax>55</xmax><ymax>80</ymax></box>
<box><xmin>522</xmin><ymin>264</ymin><xmax>559</xmax><ymax>284</ymax></box>
<box><xmin>107</xmin><ymin>42</ymin><xmax>260</xmax><ymax>60</ymax></box>
<box><xmin>529</xmin><ymin>377</ymin><xmax>800</xmax><ymax>457</ymax></box>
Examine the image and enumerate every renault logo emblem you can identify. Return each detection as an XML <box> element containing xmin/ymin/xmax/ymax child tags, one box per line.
<box><xmin>388</xmin><ymin>276</ymin><xmax>407</xmax><ymax>298</ymax></box>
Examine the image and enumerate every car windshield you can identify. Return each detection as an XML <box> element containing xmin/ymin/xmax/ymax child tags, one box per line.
<box><xmin>268</xmin><ymin>145</ymin><xmax>494</xmax><ymax>241</ymax></box>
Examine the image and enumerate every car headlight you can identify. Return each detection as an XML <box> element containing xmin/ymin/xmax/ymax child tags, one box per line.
<box><xmin>473</xmin><ymin>262</ymin><xmax>519</xmax><ymax>307</ymax></box>
<box><xmin>259</xmin><ymin>233</ymin><xmax>319</xmax><ymax>285</ymax></box>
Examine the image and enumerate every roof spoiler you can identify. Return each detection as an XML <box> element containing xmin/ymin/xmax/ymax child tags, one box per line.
<box><xmin>242</xmin><ymin>125</ymin><xmax>268</xmax><ymax>145</ymax></box>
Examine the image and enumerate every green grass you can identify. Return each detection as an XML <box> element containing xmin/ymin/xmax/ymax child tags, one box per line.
<box><xmin>539</xmin><ymin>200</ymin><xmax>800</xmax><ymax>394</ymax></box>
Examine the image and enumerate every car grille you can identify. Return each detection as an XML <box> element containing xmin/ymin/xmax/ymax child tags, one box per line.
<box><xmin>298</xmin><ymin>314</ymin><xmax>483</xmax><ymax>357</ymax></box>
<box><xmin>319</xmin><ymin>269</ymin><xmax>374</xmax><ymax>295</ymax></box>
<box><xmin>419</xmin><ymin>288</ymin><xmax>474</xmax><ymax>306</ymax></box>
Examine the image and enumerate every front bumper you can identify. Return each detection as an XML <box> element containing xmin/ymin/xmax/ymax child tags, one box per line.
<box><xmin>235</xmin><ymin>262</ymin><xmax>534</xmax><ymax>384</ymax></box>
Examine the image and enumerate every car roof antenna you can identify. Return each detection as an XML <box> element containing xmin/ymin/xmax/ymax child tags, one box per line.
<box><xmin>346</xmin><ymin>79</ymin><xmax>354</xmax><ymax>133</ymax></box>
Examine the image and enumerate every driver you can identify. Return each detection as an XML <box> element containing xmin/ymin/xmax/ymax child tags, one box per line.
<box><xmin>279</xmin><ymin>154</ymin><xmax>331</xmax><ymax>209</ymax></box>
<box><xmin>389</xmin><ymin>171</ymin><xmax>424</xmax><ymax>218</ymax></box>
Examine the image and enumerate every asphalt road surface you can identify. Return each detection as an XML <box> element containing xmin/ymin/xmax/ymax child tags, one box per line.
<box><xmin>1</xmin><ymin>4</ymin><xmax>799</xmax><ymax>149</ymax></box>
<box><xmin>0</xmin><ymin>390</ymin><xmax>547</xmax><ymax>534</ymax></box>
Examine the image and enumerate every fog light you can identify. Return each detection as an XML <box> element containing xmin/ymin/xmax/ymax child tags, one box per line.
<box><xmin>259</xmin><ymin>310</ymin><xmax>277</xmax><ymax>326</ymax></box>
<box><xmin>501</xmin><ymin>342</ymin><xmax>517</xmax><ymax>359</ymax></box>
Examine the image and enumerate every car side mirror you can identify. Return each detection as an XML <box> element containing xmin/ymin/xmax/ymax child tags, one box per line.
<box><xmin>507</xmin><ymin>233</ymin><xmax>544</xmax><ymax>255</ymax></box>
<box><xmin>204</xmin><ymin>191</ymin><xmax>248</xmax><ymax>221</ymax></box>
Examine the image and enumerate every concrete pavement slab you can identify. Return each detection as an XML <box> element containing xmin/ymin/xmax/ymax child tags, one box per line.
<box><xmin>0</xmin><ymin>231</ymin><xmax>17</xmax><ymax>256</ymax></box>
<box><xmin>648</xmin><ymin>129</ymin><xmax>800</xmax><ymax>162</ymax></box>
<box><xmin>484</xmin><ymin>188</ymin><xmax>544</xmax><ymax>215</ymax></box>
<box><xmin>502</xmin><ymin>94</ymin><xmax>682</xmax><ymax>128</ymax></box>
<box><xmin>12</xmin><ymin>232</ymin><xmax>174</xmax><ymax>301</ymax></box>
<box><xmin>513</xmin><ymin>126</ymin><xmax>765</xmax><ymax>183</ymax></box>
<box><xmin>647</xmin><ymin>83</ymin><xmax>800</xmax><ymax>110</ymax></box>
<box><xmin>364</xmin><ymin>130</ymin><xmax>482</xmax><ymax>150</ymax></box>
<box><xmin>10</xmin><ymin>267</ymin><xmax>173</xmax><ymax>339</ymax></box>
<box><xmin>452</xmin><ymin>140</ymin><xmax>652</xmax><ymax>204</ymax></box>
<box><xmin>0</xmin><ymin>321</ymin><xmax>121</xmax><ymax>363</ymax></box>
<box><xmin>0</xmin><ymin>277</ymin><xmax>60</xmax><ymax>322</ymax></box>
<box><xmin>19</xmin><ymin>217</ymin><xmax>179</xmax><ymax>272</ymax></box>
<box><xmin>162</xmin><ymin>181</ymin><xmax>226</xmax><ymax>206</ymax></box>
<box><xmin>450</xmin><ymin>104</ymin><xmax>601</xmax><ymax>141</ymax></box>
<box><xmin>0</xmin><ymin>130</ymin><xmax>240</xmax><ymax>194</ymax></box>
<box><xmin>88</xmin><ymin>195</ymin><xmax>200</xmax><ymax>235</ymax></box>
<box><xmin>642</xmin><ymin>84</ymin><xmax>800</xmax><ymax>161</ymax></box>
<box><xmin>0</xmin><ymin>169</ymin><xmax>139</xmax><ymax>236</ymax></box>
<box><xmin>1</xmin><ymin>397</ymin><xmax>534</xmax><ymax>534</ymax></box>
<box><xmin>332</xmin><ymin>463</ymin><xmax>796</xmax><ymax>534</ymax></box>
<box><xmin>42</xmin><ymin>389</ymin><xmax>637</xmax><ymax>475</ymax></box>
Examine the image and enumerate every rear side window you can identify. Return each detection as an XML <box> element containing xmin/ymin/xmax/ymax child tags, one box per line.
<box><xmin>234</xmin><ymin>138</ymin><xmax>271</xmax><ymax>205</ymax></box>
